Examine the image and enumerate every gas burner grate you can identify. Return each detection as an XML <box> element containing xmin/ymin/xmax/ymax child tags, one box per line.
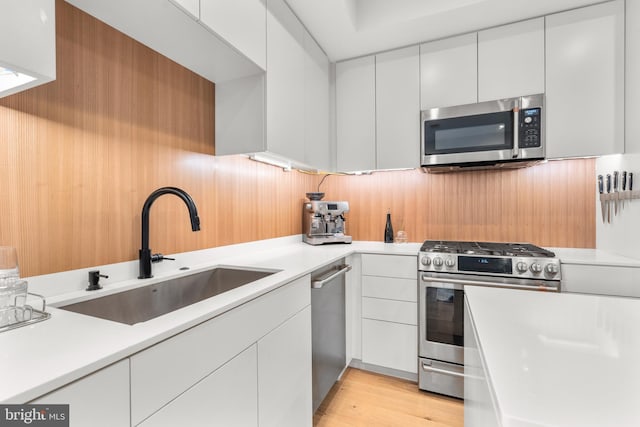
<box><xmin>420</xmin><ymin>240</ymin><xmax>555</xmax><ymax>258</ymax></box>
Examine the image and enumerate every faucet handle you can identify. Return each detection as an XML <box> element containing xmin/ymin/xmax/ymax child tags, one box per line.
<box><xmin>151</xmin><ymin>253</ymin><xmax>175</xmax><ymax>263</ymax></box>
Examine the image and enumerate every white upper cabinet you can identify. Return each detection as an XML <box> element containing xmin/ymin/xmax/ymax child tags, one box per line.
<box><xmin>0</xmin><ymin>0</ymin><xmax>56</xmax><ymax>99</ymax></box>
<box><xmin>420</xmin><ymin>33</ymin><xmax>477</xmax><ymax>110</ymax></box>
<box><xmin>304</xmin><ymin>32</ymin><xmax>331</xmax><ymax>171</ymax></box>
<box><xmin>376</xmin><ymin>46</ymin><xmax>420</xmax><ymax>169</ymax></box>
<box><xmin>627</xmin><ymin>0</ymin><xmax>640</xmax><ymax>153</ymax></box>
<box><xmin>200</xmin><ymin>0</ymin><xmax>266</xmax><ymax>69</ymax></box>
<box><xmin>336</xmin><ymin>55</ymin><xmax>376</xmax><ymax>172</ymax></box>
<box><xmin>266</xmin><ymin>0</ymin><xmax>306</xmax><ymax>164</ymax></box>
<box><xmin>216</xmin><ymin>0</ymin><xmax>331</xmax><ymax>170</ymax></box>
<box><xmin>478</xmin><ymin>18</ymin><xmax>544</xmax><ymax>102</ymax></box>
<box><xmin>67</xmin><ymin>0</ymin><xmax>261</xmax><ymax>83</ymax></box>
<box><xmin>169</xmin><ymin>0</ymin><xmax>199</xmax><ymax>20</ymax></box>
<box><xmin>545</xmin><ymin>0</ymin><xmax>624</xmax><ymax>158</ymax></box>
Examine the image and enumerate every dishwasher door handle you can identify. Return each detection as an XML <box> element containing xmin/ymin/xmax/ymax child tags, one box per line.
<box><xmin>312</xmin><ymin>265</ymin><xmax>352</xmax><ymax>289</ymax></box>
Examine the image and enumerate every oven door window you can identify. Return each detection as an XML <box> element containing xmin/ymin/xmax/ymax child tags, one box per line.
<box><xmin>426</xmin><ymin>287</ymin><xmax>464</xmax><ymax>346</ymax></box>
<box><xmin>424</xmin><ymin>111</ymin><xmax>514</xmax><ymax>155</ymax></box>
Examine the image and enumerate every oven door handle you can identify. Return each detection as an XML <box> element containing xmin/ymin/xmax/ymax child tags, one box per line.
<box><xmin>420</xmin><ymin>275</ymin><xmax>558</xmax><ymax>292</ymax></box>
<box><xmin>421</xmin><ymin>362</ymin><xmax>466</xmax><ymax>379</ymax></box>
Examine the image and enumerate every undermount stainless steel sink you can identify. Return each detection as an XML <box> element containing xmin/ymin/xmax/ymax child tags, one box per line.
<box><xmin>59</xmin><ymin>267</ymin><xmax>277</xmax><ymax>325</ymax></box>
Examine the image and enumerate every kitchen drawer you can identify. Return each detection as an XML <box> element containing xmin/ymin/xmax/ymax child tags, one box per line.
<box><xmin>362</xmin><ymin>318</ymin><xmax>417</xmax><ymax>373</ymax></box>
<box><xmin>361</xmin><ymin>254</ymin><xmax>417</xmax><ymax>279</ymax></box>
<box><xmin>130</xmin><ymin>275</ymin><xmax>310</xmax><ymax>425</ymax></box>
<box><xmin>362</xmin><ymin>297</ymin><xmax>417</xmax><ymax>325</ymax></box>
<box><xmin>362</xmin><ymin>275</ymin><xmax>417</xmax><ymax>302</ymax></box>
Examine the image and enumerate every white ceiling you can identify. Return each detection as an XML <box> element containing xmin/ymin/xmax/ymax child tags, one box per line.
<box><xmin>285</xmin><ymin>0</ymin><xmax>605</xmax><ymax>62</ymax></box>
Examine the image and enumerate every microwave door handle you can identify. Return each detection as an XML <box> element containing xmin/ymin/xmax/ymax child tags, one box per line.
<box><xmin>512</xmin><ymin>107</ymin><xmax>519</xmax><ymax>158</ymax></box>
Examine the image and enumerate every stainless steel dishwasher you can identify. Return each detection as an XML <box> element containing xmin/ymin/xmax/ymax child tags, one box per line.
<box><xmin>311</xmin><ymin>259</ymin><xmax>351</xmax><ymax>413</ymax></box>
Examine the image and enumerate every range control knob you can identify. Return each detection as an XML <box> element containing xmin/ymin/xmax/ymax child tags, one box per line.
<box><xmin>445</xmin><ymin>258</ymin><xmax>455</xmax><ymax>268</ymax></box>
<box><xmin>545</xmin><ymin>264</ymin><xmax>559</xmax><ymax>275</ymax></box>
<box><xmin>529</xmin><ymin>263</ymin><xmax>542</xmax><ymax>274</ymax></box>
<box><xmin>433</xmin><ymin>257</ymin><xmax>444</xmax><ymax>267</ymax></box>
<box><xmin>516</xmin><ymin>262</ymin><xmax>528</xmax><ymax>273</ymax></box>
<box><xmin>421</xmin><ymin>257</ymin><xmax>432</xmax><ymax>266</ymax></box>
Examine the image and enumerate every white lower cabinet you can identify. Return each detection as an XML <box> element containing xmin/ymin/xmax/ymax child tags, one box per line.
<box><xmin>258</xmin><ymin>306</ymin><xmax>312</xmax><ymax>427</ymax></box>
<box><xmin>31</xmin><ymin>359</ymin><xmax>130</xmax><ymax>427</ymax></box>
<box><xmin>360</xmin><ymin>254</ymin><xmax>418</xmax><ymax>375</ymax></box>
<box><xmin>139</xmin><ymin>345</ymin><xmax>258</xmax><ymax>427</ymax></box>
<box><xmin>130</xmin><ymin>275</ymin><xmax>311</xmax><ymax>426</ymax></box>
<box><xmin>362</xmin><ymin>319</ymin><xmax>417</xmax><ymax>374</ymax></box>
<box><xmin>464</xmin><ymin>298</ymin><xmax>499</xmax><ymax>426</ymax></box>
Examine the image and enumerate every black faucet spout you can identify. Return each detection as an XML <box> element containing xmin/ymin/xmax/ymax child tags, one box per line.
<box><xmin>139</xmin><ymin>187</ymin><xmax>200</xmax><ymax>279</ymax></box>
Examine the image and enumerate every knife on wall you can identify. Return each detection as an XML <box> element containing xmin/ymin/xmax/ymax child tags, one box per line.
<box><xmin>621</xmin><ymin>171</ymin><xmax>627</xmax><ymax>210</ymax></box>
<box><xmin>598</xmin><ymin>175</ymin><xmax>605</xmax><ymax>223</ymax></box>
<box><xmin>613</xmin><ymin>171</ymin><xmax>619</xmax><ymax>216</ymax></box>
<box><xmin>606</xmin><ymin>173</ymin><xmax>612</xmax><ymax>223</ymax></box>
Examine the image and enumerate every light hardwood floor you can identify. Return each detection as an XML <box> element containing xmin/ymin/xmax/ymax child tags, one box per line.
<box><xmin>314</xmin><ymin>368</ymin><xmax>464</xmax><ymax>427</ymax></box>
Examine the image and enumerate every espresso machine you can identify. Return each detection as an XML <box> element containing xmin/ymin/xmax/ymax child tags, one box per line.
<box><xmin>303</xmin><ymin>193</ymin><xmax>352</xmax><ymax>245</ymax></box>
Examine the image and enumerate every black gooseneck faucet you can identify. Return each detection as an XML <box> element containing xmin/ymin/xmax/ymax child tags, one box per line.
<box><xmin>139</xmin><ymin>187</ymin><xmax>200</xmax><ymax>279</ymax></box>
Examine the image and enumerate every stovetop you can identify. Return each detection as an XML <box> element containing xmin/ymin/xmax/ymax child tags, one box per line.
<box><xmin>420</xmin><ymin>240</ymin><xmax>555</xmax><ymax>258</ymax></box>
<box><xmin>418</xmin><ymin>240</ymin><xmax>560</xmax><ymax>281</ymax></box>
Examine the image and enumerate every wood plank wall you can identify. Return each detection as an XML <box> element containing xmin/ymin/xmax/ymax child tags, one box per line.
<box><xmin>321</xmin><ymin>159</ymin><xmax>595</xmax><ymax>248</ymax></box>
<box><xmin>0</xmin><ymin>1</ymin><xmax>595</xmax><ymax>278</ymax></box>
<box><xmin>0</xmin><ymin>0</ymin><xmax>316</xmax><ymax>277</ymax></box>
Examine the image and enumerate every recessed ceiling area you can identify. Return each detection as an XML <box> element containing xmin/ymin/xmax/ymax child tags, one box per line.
<box><xmin>285</xmin><ymin>0</ymin><xmax>606</xmax><ymax>61</ymax></box>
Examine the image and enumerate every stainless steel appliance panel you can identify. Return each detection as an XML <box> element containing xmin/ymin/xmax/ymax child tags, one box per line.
<box><xmin>421</xmin><ymin>94</ymin><xmax>544</xmax><ymax>170</ymax></box>
<box><xmin>419</xmin><ymin>358</ymin><xmax>464</xmax><ymax>399</ymax></box>
<box><xmin>311</xmin><ymin>261</ymin><xmax>350</xmax><ymax>412</ymax></box>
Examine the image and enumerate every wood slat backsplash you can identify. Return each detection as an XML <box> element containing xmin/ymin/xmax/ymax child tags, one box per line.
<box><xmin>0</xmin><ymin>1</ymin><xmax>595</xmax><ymax>278</ymax></box>
<box><xmin>0</xmin><ymin>1</ymin><xmax>316</xmax><ymax>277</ymax></box>
<box><xmin>320</xmin><ymin>159</ymin><xmax>595</xmax><ymax>248</ymax></box>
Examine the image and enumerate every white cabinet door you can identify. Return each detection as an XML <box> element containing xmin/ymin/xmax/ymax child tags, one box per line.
<box><xmin>169</xmin><ymin>0</ymin><xmax>199</xmax><ymax>20</ymax></box>
<box><xmin>258</xmin><ymin>306</ymin><xmax>312</xmax><ymax>427</ymax></box>
<box><xmin>140</xmin><ymin>345</ymin><xmax>258</xmax><ymax>427</ymax></box>
<box><xmin>31</xmin><ymin>360</ymin><xmax>130</xmax><ymax>427</ymax></box>
<box><xmin>627</xmin><ymin>0</ymin><xmax>640</xmax><ymax>153</ymax></box>
<box><xmin>304</xmin><ymin>32</ymin><xmax>331</xmax><ymax>171</ymax></box>
<box><xmin>545</xmin><ymin>0</ymin><xmax>624</xmax><ymax>158</ymax></box>
<box><xmin>362</xmin><ymin>318</ymin><xmax>417</xmax><ymax>374</ymax></box>
<box><xmin>336</xmin><ymin>55</ymin><xmax>376</xmax><ymax>172</ymax></box>
<box><xmin>478</xmin><ymin>18</ymin><xmax>544</xmax><ymax>102</ymax></box>
<box><xmin>420</xmin><ymin>33</ymin><xmax>477</xmax><ymax>110</ymax></box>
<box><xmin>376</xmin><ymin>46</ymin><xmax>420</xmax><ymax>169</ymax></box>
<box><xmin>130</xmin><ymin>275</ymin><xmax>310</xmax><ymax>425</ymax></box>
<box><xmin>266</xmin><ymin>0</ymin><xmax>305</xmax><ymax>164</ymax></box>
<box><xmin>200</xmin><ymin>0</ymin><xmax>266</xmax><ymax>70</ymax></box>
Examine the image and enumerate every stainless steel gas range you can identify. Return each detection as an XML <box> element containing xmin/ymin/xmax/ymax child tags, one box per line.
<box><xmin>417</xmin><ymin>240</ymin><xmax>561</xmax><ymax>398</ymax></box>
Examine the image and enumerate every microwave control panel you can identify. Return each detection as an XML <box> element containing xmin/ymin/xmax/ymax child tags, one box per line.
<box><xmin>519</xmin><ymin>108</ymin><xmax>541</xmax><ymax>148</ymax></box>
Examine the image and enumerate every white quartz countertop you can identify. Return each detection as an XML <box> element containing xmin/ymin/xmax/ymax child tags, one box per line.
<box><xmin>0</xmin><ymin>238</ymin><xmax>420</xmax><ymax>403</ymax></box>
<box><xmin>465</xmin><ymin>286</ymin><xmax>640</xmax><ymax>427</ymax></box>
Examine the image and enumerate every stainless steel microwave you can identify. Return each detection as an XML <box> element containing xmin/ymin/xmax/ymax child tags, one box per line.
<box><xmin>420</xmin><ymin>94</ymin><xmax>544</xmax><ymax>172</ymax></box>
